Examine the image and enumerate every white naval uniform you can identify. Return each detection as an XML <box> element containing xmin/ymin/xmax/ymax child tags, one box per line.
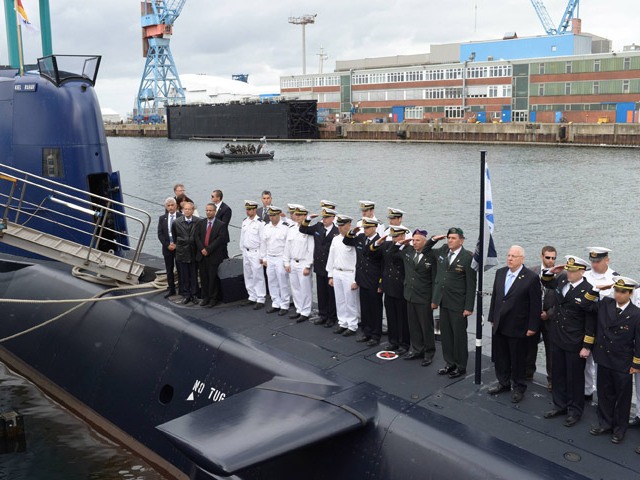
<box><xmin>260</xmin><ymin>219</ymin><xmax>291</xmax><ymax>309</ymax></box>
<box><xmin>583</xmin><ymin>266</ymin><xmax>617</xmax><ymax>396</ymax></box>
<box><xmin>239</xmin><ymin>216</ymin><xmax>266</xmax><ymax>304</ymax></box>
<box><xmin>632</xmin><ymin>289</ymin><xmax>640</xmax><ymax>414</ymax></box>
<box><xmin>326</xmin><ymin>235</ymin><xmax>359</xmax><ymax>331</ymax></box>
<box><xmin>284</xmin><ymin>224</ymin><xmax>314</xmax><ymax>316</ymax></box>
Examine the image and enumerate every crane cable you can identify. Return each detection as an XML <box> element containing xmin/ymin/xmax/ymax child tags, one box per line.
<box><xmin>0</xmin><ymin>270</ymin><xmax>168</xmax><ymax>343</ymax></box>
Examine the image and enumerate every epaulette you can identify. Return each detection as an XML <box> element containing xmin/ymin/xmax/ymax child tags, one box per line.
<box><xmin>584</xmin><ymin>291</ymin><xmax>598</xmax><ymax>302</ymax></box>
<box><xmin>583</xmin><ymin>334</ymin><xmax>595</xmax><ymax>345</ymax></box>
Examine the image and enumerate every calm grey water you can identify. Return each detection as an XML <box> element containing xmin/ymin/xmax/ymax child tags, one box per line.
<box><xmin>1</xmin><ymin>138</ymin><xmax>638</xmax><ymax>478</ymax></box>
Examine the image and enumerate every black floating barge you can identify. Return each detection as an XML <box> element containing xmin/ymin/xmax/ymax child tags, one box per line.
<box><xmin>167</xmin><ymin>100</ymin><xmax>319</xmax><ymax>140</ymax></box>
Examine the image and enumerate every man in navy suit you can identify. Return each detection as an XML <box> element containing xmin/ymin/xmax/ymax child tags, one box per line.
<box><xmin>157</xmin><ymin>197</ymin><xmax>182</xmax><ymax>297</ymax></box>
<box><xmin>488</xmin><ymin>245</ymin><xmax>542</xmax><ymax>403</ymax></box>
<box><xmin>195</xmin><ymin>203</ymin><xmax>228</xmax><ymax>307</ymax></box>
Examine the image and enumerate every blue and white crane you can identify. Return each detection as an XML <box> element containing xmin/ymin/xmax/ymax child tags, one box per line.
<box><xmin>135</xmin><ymin>0</ymin><xmax>187</xmax><ymax>123</ymax></box>
<box><xmin>530</xmin><ymin>0</ymin><xmax>580</xmax><ymax>35</ymax></box>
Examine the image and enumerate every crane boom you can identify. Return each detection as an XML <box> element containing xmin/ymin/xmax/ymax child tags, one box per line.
<box><xmin>530</xmin><ymin>0</ymin><xmax>557</xmax><ymax>35</ymax></box>
<box><xmin>557</xmin><ymin>0</ymin><xmax>580</xmax><ymax>33</ymax></box>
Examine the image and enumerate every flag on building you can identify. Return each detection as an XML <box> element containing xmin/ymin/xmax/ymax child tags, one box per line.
<box><xmin>471</xmin><ymin>162</ymin><xmax>498</xmax><ymax>272</ymax></box>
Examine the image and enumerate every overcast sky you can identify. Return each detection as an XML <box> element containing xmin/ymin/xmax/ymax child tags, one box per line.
<box><xmin>1</xmin><ymin>0</ymin><xmax>637</xmax><ymax>116</ymax></box>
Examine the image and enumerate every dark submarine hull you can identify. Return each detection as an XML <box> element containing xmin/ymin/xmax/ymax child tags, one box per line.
<box><xmin>0</xmin><ymin>255</ymin><xmax>592</xmax><ymax>480</ymax></box>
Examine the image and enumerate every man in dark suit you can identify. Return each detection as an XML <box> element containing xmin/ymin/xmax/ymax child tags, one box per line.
<box><xmin>526</xmin><ymin>245</ymin><xmax>557</xmax><ymax>389</ymax></box>
<box><xmin>431</xmin><ymin>227</ymin><xmax>477</xmax><ymax>379</ymax></box>
<box><xmin>256</xmin><ymin>190</ymin><xmax>272</xmax><ymax>224</ymax></box>
<box><xmin>157</xmin><ymin>197</ymin><xmax>182</xmax><ymax>297</ymax></box>
<box><xmin>211</xmin><ymin>189</ymin><xmax>232</xmax><ymax>259</ymax></box>
<box><xmin>541</xmin><ymin>255</ymin><xmax>597</xmax><ymax>427</ymax></box>
<box><xmin>299</xmin><ymin>205</ymin><xmax>340</xmax><ymax>327</ymax></box>
<box><xmin>488</xmin><ymin>245</ymin><xmax>542</xmax><ymax>403</ymax></box>
<box><xmin>195</xmin><ymin>203</ymin><xmax>228</xmax><ymax>308</ymax></box>
<box><xmin>343</xmin><ymin>217</ymin><xmax>383</xmax><ymax>347</ymax></box>
<box><xmin>587</xmin><ymin>276</ymin><xmax>640</xmax><ymax>444</ymax></box>
<box><xmin>171</xmin><ymin>201</ymin><xmax>199</xmax><ymax>304</ymax></box>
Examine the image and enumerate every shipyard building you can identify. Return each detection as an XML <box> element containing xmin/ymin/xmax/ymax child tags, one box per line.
<box><xmin>280</xmin><ymin>25</ymin><xmax>640</xmax><ymax>124</ymax></box>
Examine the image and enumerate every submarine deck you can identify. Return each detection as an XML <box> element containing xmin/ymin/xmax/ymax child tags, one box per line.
<box><xmin>164</xmin><ymin>291</ymin><xmax>640</xmax><ymax>480</ymax></box>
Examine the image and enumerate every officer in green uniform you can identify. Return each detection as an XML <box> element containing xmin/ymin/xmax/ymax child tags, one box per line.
<box><xmin>430</xmin><ymin>227</ymin><xmax>477</xmax><ymax>378</ymax></box>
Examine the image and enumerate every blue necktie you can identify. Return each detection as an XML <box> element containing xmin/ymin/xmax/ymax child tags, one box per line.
<box><xmin>504</xmin><ymin>272</ymin><xmax>515</xmax><ymax>295</ymax></box>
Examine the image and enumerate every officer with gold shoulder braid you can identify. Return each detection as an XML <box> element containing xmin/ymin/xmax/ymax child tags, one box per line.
<box><xmin>586</xmin><ymin>276</ymin><xmax>640</xmax><ymax>445</ymax></box>
<box><xmin>541</xmin><ymin>255</ymin><xmax>597</xmax><ymax>427</ymax></box>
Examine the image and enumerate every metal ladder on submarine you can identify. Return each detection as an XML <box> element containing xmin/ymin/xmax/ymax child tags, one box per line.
<box><xmin>0</xmin><ymin>163</ymin><xmax>149</xmax><ymax>284</ymax></box>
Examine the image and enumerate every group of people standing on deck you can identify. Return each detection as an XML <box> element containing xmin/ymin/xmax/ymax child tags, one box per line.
<box><xmin>157</xmin><ymin>184</ymin><xmax>232</xmax><ymax>308</ymax></box>
<box><xmin>486</xmin><ymin>244</ymin><xmax>640</xmax><ymax>451</ymax></box>
<box><xmin>157</xmin><ymin>183</ymin><xmax>640</xmax><ymax>451</ymax></box>
<box><xmin>238</xmin><ymin>192</ymin><xmax>478</xmax><ymax>379</ymax></box>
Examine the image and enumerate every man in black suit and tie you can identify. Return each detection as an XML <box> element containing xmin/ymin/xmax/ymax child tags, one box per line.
<box><xmin>488</xmin><ymin>245</ymin><xmax>542</xmax><ymax>403</ymax></box>
<box><xmin>299</xmin><ymin>205</ymin><xmax>340</xmax><ymax>327</ymax></box>
<box><xmin>541</xmin><ymin>255</ymin><xmax>597</xmax><ymax>427</ymax></box>
<box><xmin>171</xmin><ymin>202</ymin><xmax>199</xmax><ymax>304</ymax></box>
<box><xmin>195</xmin><ymin>203</ymin><xmax>228</xmax><ymax>307</ymax></box>
<box><xmin>211</xmin><ymin>189</ymin><xmax>232</xmax><ymax>259</ymax></box>
<box><xmin>157</xmin><ymin>197</ymin><xmax>182</xmax><ymax>297</ymax></box>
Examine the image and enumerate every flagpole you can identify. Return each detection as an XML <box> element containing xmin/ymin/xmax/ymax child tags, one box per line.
<box><xmin>14</xmin><ymin>0</ymin><xmax>24</xmax><ymax>75</ymax></box>
<box><xmin>475</xmin><ymin>150</ymin><xmax>487</xmax><ymax>385</ymax></box>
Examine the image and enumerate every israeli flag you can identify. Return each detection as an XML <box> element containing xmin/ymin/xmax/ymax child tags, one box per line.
<box><xmin>472</xmin><ymin>163</ymin><xmax>498</xmax><ymax>272</ymax></box>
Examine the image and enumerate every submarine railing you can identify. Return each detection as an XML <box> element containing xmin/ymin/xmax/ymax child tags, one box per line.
<box><xmin>0</xmin><ymin>163</ymin><xmax>151</xmax><ymax>281</ymax></box>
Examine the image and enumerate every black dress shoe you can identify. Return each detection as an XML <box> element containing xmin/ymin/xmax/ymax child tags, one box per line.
<box><xmin>253</xmin><ymin>302</ymin><xmax>265</xmax><ymax>310</ymax></box>
<box><xmin>421</xmin><ymin>357</ymin><xmax>433</xmax><ymax>367</ymax></box>
<box><xmin>278</xmin><ymin>309</ymin><xmax>289</xmax><ymax>316</ymax></box>
<box><xmin>590</xmin><ymin>426</ymin><xmax>613</xmax><ymax>436</ymax></box>
<box><xmin>164</xmin><ymin>291</ymin><xmax>176</xmax><ymax>298</ymax></box>
<box><xmin>181</xmin><ymin>296</ymin><xmax>192</xmax><ymax>305</ymax></box>
<box><xmin>611</xmin><ymin>434</ymin><xmax>624</xmax><ymax>444</ymax></box>
<box><xmin>200</xmin><ymin>299</ymin><xmax>210</xmax><ymax>306</ymax></box>
<box><xmin>511</xmin><ymin>391</ymin><xmax>524</xmax><ymax>403</ymax></box>
<box><xmin>323</xmin><ymin>320</ymin><xmax>336</xmax><ymax>328</ymax></box>
<box><xmin>396</xmin><ymin>347</ymin><xmax>408</xmax><ymax>355</ymax></box>
<box><xmin>403</xmin><ymin>352</ymin><xmax>422</xmax><ymax>361</ymax></box>
<box><xmin>241</xmin><ymin>299</ymin><xmax>255</xmax><ymax>306</ymax></box>
<box><xmin>265</xmin><ymin>306</ymin><xmax>278</xmax><ymax>314</ymax></box>
<box><xmin>312</xmin><ymin>317</ymin><xmax>327</xmax><ymax>325</ymax></box>
<box><xmin>289</xmin><ymin>312</ymin><xmax>301</xmax><ymax>320</ymax></box>
<box><xmin>204</xmin><ymin>303</ymin><xmax>215</xmax><ymax>308</ymax></box>
<box><xmin>636</xmin><ymin>446</ymin><xmax>640</xmax><ymax>455</ymax></box>
<box><xmin>584</xmin><ymin>394</ymin><xmax>594</xmax><ymax>401</ymax></box>
<box><xmin>544</xmin><ymin>408</ymin><xmax>567</xmax><ymax>419</ymax></box>
<box><xmin>342</xmin><ymin>329</ymin><xmax>357</xmax><ymax>337</ymax></box>
<box><xmin>564</xmin><ymin>416</ymin><xmax>580</xmax><ymax>427</ymax></box>
<box><xmin>356</xmin><ymin>335</ymin><xmax>371</xmax><ymax>343</ymax></box>
<box><xmin>488</xmin><ymin>384</ymin><xmax>511</xmax><ymax>395</ymax></box>
<box><xmin>438</xmin><ymin>365</ymin><xmax>455</xmax><ymax>375</ymax></box>
<box><xmin>383</xmin><ymin>343</ymin><xmax>399</xmax><ymax>351</ymax></box>
<box><xmin>630</xmin><ymin>416</ymin><xmax>640</xmax><ymax>427</ymax></box>
<box><xmin>448</xmin><ymin>368</ymin><xmax>466</xmax><ymax>379</ymax></box>
<box><xmin>296</xmin><ymin>315</ymin><xmax>309</xmax><ymax>323</ymax></box>
<box><xmin>365</xmin><ymin>338</ymin><xmax>380</xmax><ymax>347</ymax></box>
<box><xmin>333</xmin><ymin>326</ymin><xmax>347</xmax><ymax>334</ymax></box>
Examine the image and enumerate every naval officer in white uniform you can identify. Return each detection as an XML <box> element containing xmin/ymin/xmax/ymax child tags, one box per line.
<box><xmin>284</xmin><ymin>205</ymin><xmax>315</xmax><ymax>323</ymax></box>
<box><xmin>239</xmin><ymin>200</ymin><xmax>266</xmax><ymax>309</ymax></box>
<box><xmin>260</xmin><ymin>206</ymin><xmax>291</xmax><ymax>316</ymax></box>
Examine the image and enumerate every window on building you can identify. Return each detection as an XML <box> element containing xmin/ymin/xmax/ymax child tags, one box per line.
<box><xmin>512</xmin><ymin>111</ymin><xmax>529</xmax><ymax>122</ymax></box>
<box><xmin>565</xmin><ymin>82</ymin><xmax>571</xmax><ymax>95</ymax></box>
<box><xmin>565</xmin><ymin>61</ymin><xmax>572</xmax><ymax>74</ymax></box>
<box><xmin>594</xmin><ymin>60</ymin><xmax>600</xmax><ymax>73</ymax></box>
<box><xmin>405</xmin><ymin>106</ymin><xmax>424</xmax><ymax>119</ymax></box>
<box><xmin>539</xmin><ymin>84</ymin><xmax>545</xmax><ymax>96</ymax></box>
<box><xmin>488</xmin><ymin>85</ymin><xmax>498</xmax><ymax>97</ymax></box>
<box><xmin>445</xmin><ymin>106</ymin><xmax>464</xmax><ymax>118</ymax></box>
<box><xmin>623</xmin><ymin>80</ymin><xmax>630</xmax><ymax>93</ymax></box>
<box><xmin>593</xmin><ymin>81</ymin><xmax>599</xmax><ymax>95</ymax></box>
<box><xmin>539</xmin><ymin>63</ymin><xmax>545</xmax><ymax>75</ymax></box>
<box><xmin>624</xmin><ymin>58</ymin><xmax>631</xmax><ymax>70</ymax></box>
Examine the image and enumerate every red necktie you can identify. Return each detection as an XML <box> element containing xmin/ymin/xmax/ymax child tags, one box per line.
<box><xmin>204</xmin><ymin>221</ymin><xmax>212</xmax><ymax>246</ymax></box>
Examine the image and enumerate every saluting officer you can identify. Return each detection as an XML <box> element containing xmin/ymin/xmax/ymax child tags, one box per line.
<box><xmin>541</xmin><ymin>255</ymin><xmax>597</xmax><ymax>427</ymax></box>
<box><xmin>284</xmin><ymin>206</ymin><xmax>315</xmax><ymax>323</ymax></box>
<box><xmin>371</xmin><ymin>225</ymin><xmax>411</xmax><ymax>355</ymax></box>
<box><xmin>356</xmin><ymin>200</ymin><xmax>385</xmax><ymax>236</ymax></box>
<box><xmin>239</xmin><ymin>200</ymin><xmax>266</xmax><ymax>309</ymax></box>
<box><xmin>431</xmin><ymin>227</ymin><xmax>477</xmax><ymax>378</ymax></box>
<box><xmin>299</xmin><ymin>204</ymin><xmax>340</xmax><ymax>327</ymax></box>
<box><xmin>260</xmin><ymin>206</ymin><xmax>291</xmax><ymax>316</ymax></box>
<box><xmin>586</xmin><ymin>276</ymin><xmax>640</xmax><ymax>444</ymax></box>
<box><xmin>583</xmin><ymin>247</ymin><xmax>619</xmax><ymax>401</ymax></box>
<box><xmin>327</xmin><ymin>215</ymin><xmax>359</xmax><ymax>336</ymax></box>
<box><xmin>344</xmin><ymin>217</ymin><xmax>384</xmax><ymax>347</ymax></box>
<box><xmin>383</xmin><ymin>207</ymin><xmax>405</xmax><ymax>239</ymax></box>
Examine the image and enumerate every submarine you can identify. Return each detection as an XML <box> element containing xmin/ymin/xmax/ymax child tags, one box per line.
<box><xmin>0</xmin><ymin>57</ymin><xmax>638</xmax><ymax>480</ymax></box>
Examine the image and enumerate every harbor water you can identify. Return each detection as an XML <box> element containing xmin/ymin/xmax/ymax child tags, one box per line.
<box><xmin>1</xmin><ymin>138</ymin><xmax>638</xmax><ymax>478</ymax></box>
